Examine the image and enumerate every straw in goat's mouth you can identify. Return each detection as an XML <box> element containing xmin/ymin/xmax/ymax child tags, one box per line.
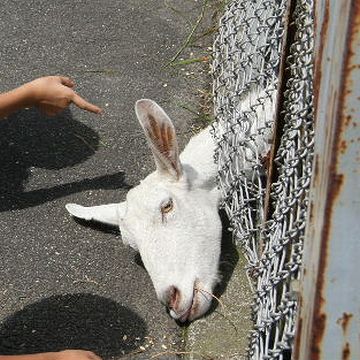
<box><xmin>194</xmin><ymin>286</ymin><xmax>225</xmax><ymax>310</ymax></box>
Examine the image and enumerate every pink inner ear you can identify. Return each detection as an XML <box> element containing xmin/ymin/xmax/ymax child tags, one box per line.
<box><xmin>146</xmin><ymin>114</ymin><xmax>181</xmax><ymax>179</ymax></box>
<box><xmin>148</xmin><ymin>114</ymin><xmax>162</xmax><ymax>143</ymax></box>
<box><xmin>135</xmin><ymin>99</ymin><xmax>183</xmax><ymax>179</ymax></box>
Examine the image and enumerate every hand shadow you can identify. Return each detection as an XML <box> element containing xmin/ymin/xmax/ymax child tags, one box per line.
<box><xmin>0</xmin><ymin>108</ymin><xmax>130</xmax><ymax>212</ymax></box>
<box><xmin>0</xmin><ymin>293</ymin><xmax>147</xmax><ymax>359</ymax></box>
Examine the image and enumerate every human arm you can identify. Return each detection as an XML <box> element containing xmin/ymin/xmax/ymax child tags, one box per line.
<box><xmin>0</xmin><ymin>76</ymin><xmax>102</xmax><ymax>118</ymax></box>
<box><xmin>0</xmin><ymin>350</ymin><xmax>102</xmax><ymax>360</ymax></box>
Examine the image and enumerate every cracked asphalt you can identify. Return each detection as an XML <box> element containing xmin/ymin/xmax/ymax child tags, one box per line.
<box><xmin>0</xmin><ymin>1</ymin><xmax>212</xmax><ymax>359</ymax></box>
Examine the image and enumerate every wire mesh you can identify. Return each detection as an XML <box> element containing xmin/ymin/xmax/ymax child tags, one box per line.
<box><xmin>212</xmin><ymin>0</ymin><xmax>314</xmax><ymax>358</ymax></box>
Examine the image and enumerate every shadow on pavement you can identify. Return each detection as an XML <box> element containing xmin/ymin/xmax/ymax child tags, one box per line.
<box><xmin>208</xmin><ymin>210</ymin><xmax>239</xmax><ymax>315</ymax></box>
<box><xmin>0</xmin><ymin>108</ymin><xmax>129</xmax><ymax>212</ymax></box>
<box><xmin>0</xmin><ymin>293</ymin><xmax>147</xmax><ymax>359</ymax></box>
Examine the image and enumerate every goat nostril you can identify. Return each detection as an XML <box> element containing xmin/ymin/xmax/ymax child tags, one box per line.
<box><xmin>168</xmin><ymin>286</ymin><xmax>180</xmax><ymax>310</ymax></box>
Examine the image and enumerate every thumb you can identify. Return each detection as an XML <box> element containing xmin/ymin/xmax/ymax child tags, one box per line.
<box><xmin>71</xmin><ymin>93</ymin><xmax>102</xmax><ymax>114</ymax></box>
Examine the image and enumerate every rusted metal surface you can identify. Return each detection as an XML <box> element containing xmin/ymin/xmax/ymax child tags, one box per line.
<box><xmin>337</xmin><ymin>313</ymin><xmax>354</xmax><ymax>334</ymax></box>
<box><xmin>294</xmin><ymin>0</ymin><xmax>360</xmax><ymax>359</ymax></box>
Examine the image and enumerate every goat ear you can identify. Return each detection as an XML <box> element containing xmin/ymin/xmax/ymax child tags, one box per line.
<box><xmin>135</xmin><ymin>99</ymin><xmax>182</xmax><ymax>180</ymax></box>
<box><xmin>65</xmin><ymin>202</ymin><xmax>126</xmax><ymax>226</ymax></box>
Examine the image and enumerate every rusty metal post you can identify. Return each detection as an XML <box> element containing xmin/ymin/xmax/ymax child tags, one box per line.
<box><xmin>294</xmin><ymin>0</ymin><xmax>360</xmax><ymax>359</ymax></box>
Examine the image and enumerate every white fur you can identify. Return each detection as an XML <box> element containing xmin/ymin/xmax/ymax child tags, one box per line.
<box><xmin>66</xmin><ymin>92</ymin><xmax>274</xmax><ymax>322</ymax></box>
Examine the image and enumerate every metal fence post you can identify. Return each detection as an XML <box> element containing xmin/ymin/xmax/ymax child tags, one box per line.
<box><xmin>294</xmin><ymin>0</ymin><xmax>360</xmax><ymax>359</ymax></box>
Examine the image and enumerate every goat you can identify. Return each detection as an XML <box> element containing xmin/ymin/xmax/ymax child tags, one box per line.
<box><xmin>66</xmin><ymin>93</ymin><xmax>273</xmax><ymax>322</ymax></box>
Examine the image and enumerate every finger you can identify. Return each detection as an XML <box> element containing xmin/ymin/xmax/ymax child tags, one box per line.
<box><xmin>71</xmin><ymin>93</ymin><xmax>102</xmax><ymax>114</ymax></box>
<box><xmin>59</xmin><ymin>76</ymin><xmax>75</xmax><ymax>88</ymax></box>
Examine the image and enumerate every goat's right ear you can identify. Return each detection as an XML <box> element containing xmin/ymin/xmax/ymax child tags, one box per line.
<box><xmin>135</xmin><ymin>99</ymin><xmax>183</xmax><ymax>180</ymax></box>
<box><xmin>65</xmin><ymin>202</ymin><xmax>126</xmax><ymax>227</ymax></box>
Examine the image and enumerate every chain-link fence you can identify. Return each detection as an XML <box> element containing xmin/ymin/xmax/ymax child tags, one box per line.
<box><xmin>212</xmin><ymin>0</ymin><xmax>314</xmax><ymax>358</ymax></box>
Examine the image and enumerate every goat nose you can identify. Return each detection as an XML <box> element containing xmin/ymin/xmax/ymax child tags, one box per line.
<box><xmin>167</xmin><ymin>286</ymin><xmax>181</xmax><ymax>311</ymax></box>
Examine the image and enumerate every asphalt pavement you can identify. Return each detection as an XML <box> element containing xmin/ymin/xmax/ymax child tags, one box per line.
<box><xmin>0</xmin><ymin>1</ymin><xmax>213</xmax><ymax>359</ymax></box>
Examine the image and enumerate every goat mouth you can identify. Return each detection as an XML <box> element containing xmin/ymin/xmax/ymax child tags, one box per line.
<box><xmin>169</xmin><ymin>295</ymin><xmax>194</xmax><ymax>323</ymax></box>
<box><xmin>168</xmin><ymin>279</ymin><xmax>207</xmax><ymax>323</ymax></box>
<box><xmin>177</xmin><ymin>284</ymin><xmax>201</xmax><ymax>323</ymax></box>
<box><xmin>178</xmin><ymin>298</ymin><xmax>195</xmax><ymax>323</ymax></box>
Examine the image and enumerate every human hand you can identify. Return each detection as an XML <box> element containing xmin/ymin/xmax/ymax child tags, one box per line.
<box><xmin>0</xmin><ymin>349</ymin><xmax>102</xmax><ymax>360</ymax></box>
<box><xmin>24</xmin><ymin>76</ymin><xmax>102</xmax><ymax>116</ymax></box>
<box><xmin>50</xmin><ymin>350</ymin><xmax>102</xmax><ymax>360</ymax></box>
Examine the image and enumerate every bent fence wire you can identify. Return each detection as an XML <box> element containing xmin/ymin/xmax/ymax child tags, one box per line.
<box><xmin>212</xmin><ymin>0</ymin><xmax>314</xmax><ymax>358</ymax></box>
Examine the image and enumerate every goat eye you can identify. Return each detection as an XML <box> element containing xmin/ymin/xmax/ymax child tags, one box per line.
<box><xmin>161</xmin><ymin>199</ymin><xmax>173</xmax><ymax>214</ymax></box>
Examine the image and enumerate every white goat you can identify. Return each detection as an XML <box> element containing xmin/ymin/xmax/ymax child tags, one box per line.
<box><xmin>66</xmin><ymin>93</ymin><xmax>274</xmax><ymax>322</ymax></box>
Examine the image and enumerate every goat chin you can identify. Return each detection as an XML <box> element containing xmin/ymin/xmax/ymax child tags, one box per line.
<box><xmin>167</xmin><ymin>280</ymin><xmax>215</xmax><ymax>323</ymax></box>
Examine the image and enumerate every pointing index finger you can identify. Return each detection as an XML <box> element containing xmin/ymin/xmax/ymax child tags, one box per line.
<box><xmin>71</xmin><ymin>93</ymin><xmax>102</xmax><ymax>114</ymax></box>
